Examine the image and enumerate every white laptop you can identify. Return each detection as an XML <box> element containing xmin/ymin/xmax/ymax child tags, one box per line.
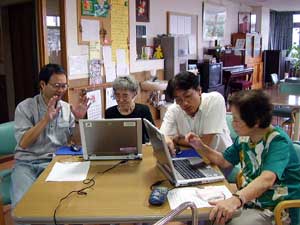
<box><xmin>143</xmin><ymin>119</ymin><xmax>225</xmax><ymax>187</ymax></box>
<box><xmin>79</xmin><ymin>118</ymin><xmax>143</xmax><ymax>160</ymax></box>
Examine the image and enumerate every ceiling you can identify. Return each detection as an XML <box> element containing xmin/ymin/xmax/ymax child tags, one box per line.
<box><xmin>231</xmin><ymin>0</ymin><xmax>300</xmax><ymax>11</ymax></box>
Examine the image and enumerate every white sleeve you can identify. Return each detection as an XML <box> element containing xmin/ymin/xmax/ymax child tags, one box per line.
<box><xmin>202</xmin><ymin>93</ymin><xmax>227</xmax><ymax>134</ymax></box>
<box><xmin>160</xmin><ymin>104</ymin><xmax>178</xmax><ymax>136</ymax></box>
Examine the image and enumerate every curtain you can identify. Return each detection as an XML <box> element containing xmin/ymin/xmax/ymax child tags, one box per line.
<box><xmin>269</xmin><ymin>11</ymin><xmax>293</xmax><ymax>50</ymax></box>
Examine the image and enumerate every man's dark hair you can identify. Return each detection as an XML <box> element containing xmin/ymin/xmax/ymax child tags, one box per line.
<box><xmin>228</xmin><ymin>90</ymin><xmax>272</xmax><ymax>128</ymax></box>
<box><xmin>39</xmin><ymin>64</ymin><xmax>65</xmax><ymax>84</ymax></box>
<box><xmin>165</xmin><ymin>71</ymin><xmax>200</xmax><ymax>100</ymax></box>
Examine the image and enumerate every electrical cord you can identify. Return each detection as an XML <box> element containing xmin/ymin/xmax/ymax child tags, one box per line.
<box><xmin>53</xmin><ymin>159</ymin><xmax>128</xmax><ymax>225</ymax></box>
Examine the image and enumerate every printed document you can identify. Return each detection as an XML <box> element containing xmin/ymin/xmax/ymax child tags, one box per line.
<box><xmin>46</xmin><ymin>161</ymin><xmax>90</xmax><ymax>182</ymax></box>
<box><xmin>167</xmin><ymin>185</ymin><xmax>232</xmax><ymax>210</ymax></box>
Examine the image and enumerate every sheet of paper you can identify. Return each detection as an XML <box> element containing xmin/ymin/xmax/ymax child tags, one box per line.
<box><xmin>116</xmin><ymin>63</ymin><xmax>129</xmax><ymax>76</ymax></box>
<box><xmin>89</xmin><ymin>59</ymin><xmax>102</xmax><ymax>85</ymax></box>
<box><xmin>103</xmin><ymin>46</ymin><xmax>112</xmax><ymax>65</ymax></box>
<box><xmin>68</xmin><ymin>55</ymin><xmax>88</xmax><ymax>78</ymax></box>
<box><xmin>81</xmin><ymin>19</ymin><xmax>100</xmax><ymax>42</ymax></box>
<box><xmin>106</xmin><ymin>87</ymin><xmax>117</xmax><ymax>109</ymax></box>
<box><xmin>116</xmin><ymin>49</ymin><xmax>126</xmax><ymax>64</ymax></box>
<box><xmin>86</xmin><ymin>90</ymin><xmax>102</xmax><ymax>119</ymax></box>
<box><xmin>89</xmin><ymin>41</ymin><xmax>102</xmax><ymax>60</ymax></box>
<box><xmin>167</xmin><ymin>185</ymin><xmax>232</xmax><ymax>210</ymax></box>
<box><xmin>104</xmin><ymin>62</ymin><xmax>116</xmax><ymax>82</ymax></box>
<box><xmin>46</xmin><ymin>161</ymin><xmax>90</xmax><ymax>182</ymax></box>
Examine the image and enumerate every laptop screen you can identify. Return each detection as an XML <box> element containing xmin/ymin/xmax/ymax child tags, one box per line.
<box><xmin>143</xmin><ymin>119</ymin><xmax>174</xmax><ymax>167</ymax></box>
<box><xmin>79</xmin><ymin>118</ymin><xmax>142</xmax><ymax>160</ymax></box>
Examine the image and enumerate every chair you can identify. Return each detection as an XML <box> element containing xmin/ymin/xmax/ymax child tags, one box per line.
<box><xmin>228</xmin><ymin>70</ymin><xmax>253</xmax><ymax>95</ymax></box>
<box><xmin>274</xmin><ymin>141</ymin><xmax>300</xmax><ymax>225</ymax></box>
<box><xmin>153</xmin><ymin>201</ymin><xmax>198</xmax><ymax>225</ymax></box>
<box><xmin>271</xmin><ymin>73</ymin><xmax>296</xmax><ymax>137</ymax></box>
<box><xmin>0</xmin><ymin>121</ymin><xmax>16</xmax><ymax>225</ymax></box>
<box><xmin>225</xmin><ymin>113</ymin><xmax>241</xmax><ymax>184</ymax></box>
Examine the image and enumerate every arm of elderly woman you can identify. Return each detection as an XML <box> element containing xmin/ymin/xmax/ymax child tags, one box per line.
<box><xmin>209</xmin><ymin>171</ymin><xmax>277</xmax><ymax>225</ymax></box>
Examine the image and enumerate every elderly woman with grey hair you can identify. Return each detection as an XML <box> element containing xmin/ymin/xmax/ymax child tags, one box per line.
<box><xmin>105</xmin><ymin>76</ymin><xmax>155</xmax><ymax>143</ymax></box>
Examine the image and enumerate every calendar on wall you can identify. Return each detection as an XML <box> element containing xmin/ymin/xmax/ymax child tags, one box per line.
<box><xmin>86</xmin><ymin>89</ymin><xmax>102</xmax><ymax>119</ymax></box>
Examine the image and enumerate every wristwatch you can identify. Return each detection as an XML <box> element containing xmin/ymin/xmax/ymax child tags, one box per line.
<box><xmin>232</xmin><ymin>193</ymin><xmax>245</xmax><ymax>208</ymax></box>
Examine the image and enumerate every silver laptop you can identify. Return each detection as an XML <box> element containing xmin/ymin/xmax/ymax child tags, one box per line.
<box><xmin>143</xmin><ymin>119</ymin><xmax>224</xmax><ymax>187</ymax></box>
<box><xmin>79</xmin><ymin>118</ymin><xmax>143</xmax><ymax>160</ymax></box>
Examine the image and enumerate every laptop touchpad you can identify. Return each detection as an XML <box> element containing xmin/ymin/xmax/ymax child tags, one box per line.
<box><xmin>188</xmin><ymin>158</ymin><xmax>206</xmax><ymax>168</ymax></box>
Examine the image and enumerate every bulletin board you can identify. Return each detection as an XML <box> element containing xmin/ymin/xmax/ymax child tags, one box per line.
<box><xmin>73</xmin><ymin>0</ymin><xmax>129</xmax><ymax>116</ymax></box>
<box><xmin>77</xmin><ymin>0</ymin><xmax>112</xmax><ymax>45</ymax></box>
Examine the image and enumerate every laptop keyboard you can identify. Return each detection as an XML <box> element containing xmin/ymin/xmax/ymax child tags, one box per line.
<box><xmin>173</xmin><ymin>159</ymin><xmax>205</xmax><ymax>179</ymax></box>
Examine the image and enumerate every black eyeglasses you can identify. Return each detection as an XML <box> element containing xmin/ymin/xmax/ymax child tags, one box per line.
<box><xmin>48</xmin><ymin>83</ymin><xmax>68</xmax><ymax>90</ymax></box>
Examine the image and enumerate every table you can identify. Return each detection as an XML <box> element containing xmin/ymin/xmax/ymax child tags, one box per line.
<box><xmin>265</xmin><ymin>87</ymin><xmax>300</xmax><ymax>141</ymax></box>
<box><xmin>12</xmin><ymin>146</ymin><xmax>232</xmax><ymax>224</ymax></box>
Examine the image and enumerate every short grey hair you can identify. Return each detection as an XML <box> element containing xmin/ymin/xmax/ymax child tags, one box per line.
<box><xmin>112</xmin><ymin>76</ymin><xmax>139</xmax><ymax>93</ymax></box>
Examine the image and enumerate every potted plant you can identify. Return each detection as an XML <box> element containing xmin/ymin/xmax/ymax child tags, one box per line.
<box><xmin>288</xmin><ymin>44</ymin><xmax>300</xmax><ymax>76</ymax></box>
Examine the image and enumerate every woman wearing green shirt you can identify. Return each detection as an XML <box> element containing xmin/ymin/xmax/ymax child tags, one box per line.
<box><xmin>186</xmin><ymin>89</ymin><xmax>300</xmax><ymax>225</ymax></box>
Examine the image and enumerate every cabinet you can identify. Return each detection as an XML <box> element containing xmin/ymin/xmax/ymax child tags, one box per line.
<box><xmin>231</xmin><ymin>33</ymin><xmax>263</xmax><ymax>89</ymax></box>
<box><xmin>153</xmin><ymin>36</ymin><xmax>192</xmax><ymax>81</ymax></box>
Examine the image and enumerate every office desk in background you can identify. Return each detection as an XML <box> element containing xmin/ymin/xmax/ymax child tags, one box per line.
<box><xmin>265</xmin><ymin>87</ymin><xmax>300</xmax><ymax>141</ymax></box>
<box><xmin>13</xmin><ymin>146</ymin><xmax>233</xmax><ymax>224</ymax></box>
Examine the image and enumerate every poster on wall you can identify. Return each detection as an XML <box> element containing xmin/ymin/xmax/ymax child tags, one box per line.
<box><xmin>238</xmin><ymin>12</ymin><xmax>251</xmax><ymax>33</ymax></box>
<box><xmin>136</xmin><ymin>0</ymin><xmax>150</xmax><ymax>22</ymax></box>
<box><xmin>81</xmin><ymin>0</ymin><xmax>110</xmax><ymax>17</ymax></box>
<box><xmin>202</xmin><ymin>2</ymin><xmax>226</xmax><ymax>41</ymax></box>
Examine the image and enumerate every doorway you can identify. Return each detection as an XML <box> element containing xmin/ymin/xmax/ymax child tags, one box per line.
<box><xmin>0</xmin><ymin>0</ymin><xmax>38</xmax><ymax>122</ymax></box>
<box><xmin>0</xmin><ymin>0</ymin><xmax>67</xmax><ymax>123</ymax></box>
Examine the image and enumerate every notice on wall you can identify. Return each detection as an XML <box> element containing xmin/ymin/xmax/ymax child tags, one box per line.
<box><xmin>104</xmin><ymin>62</ymin><xmax>116</xmax><ymax>82</ymax></box>
<box><xmin>81</xmin><ymin>19</ymin><xmax>100</xmax><ymax>42</ymax></box>
<box><xmin>68</xmin><ymin>55</ymin><xmax>88</xmax><ymax>79</ymax></box>
<box><xmin>89</xmin><ymin>41</ymin><xmax>102</xmax><ymax>60</ymax></box>
<box><xmin>111</xmin><ymin>0</ymin><xmax>128</xmax><ymax>63</ymax></box>
<box><xmin>106</xmin><ymin>87</ymin><xmax>117</xmax><ymax>109</ymax></box>
<box><xmin>86</xmin><ymin>90</ymin><xmax>102</xmax><ymax>119</ymax></box>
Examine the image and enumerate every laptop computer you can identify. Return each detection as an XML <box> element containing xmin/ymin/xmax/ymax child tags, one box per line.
<box><xmin>79</xmin><ymin>118</ymin><xmax>143</xmax><ymax>160</ymax></box>
<box><xmin>143</xmin><ymin>119</ymin><xmax>224</xmax><ymax>187</ymax></box>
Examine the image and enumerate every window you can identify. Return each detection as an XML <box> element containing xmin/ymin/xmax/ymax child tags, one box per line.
<box><xmin>250</xmin><ymin>14</ymin><xmax>256</xmax><ymax>33</ymax></box>
<box><xmin>46</xmin><ymin>16</ymin><xmax>60</xmax><ymax>27</ymax></box>
<box><xmin>293</xmin><ymin>14</ymin><xmax>300</xmax><ymax>45</ymax></box>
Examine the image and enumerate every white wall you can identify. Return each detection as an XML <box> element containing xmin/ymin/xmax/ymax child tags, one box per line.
<box><xmin>129</xmin><ymin>0</ymin><xmax>251</xmax><ymax>72</ymax></box>
<box><xmin>261</xmin><ymin>7</ymin><xmax>270</xmax><ymax>50</ymax></box>
<box><xmin>252</xmin><ymin>6</ymin><xmax>270</xmax><ymax>50</ymax></box>
<box><xmin>65</xmin><ymin>0</ymin><xmax>253</xmax><ymax>75</ymax></box>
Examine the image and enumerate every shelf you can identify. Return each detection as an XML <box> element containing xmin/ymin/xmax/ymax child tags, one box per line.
<box><xmin>69</xmin><ymin>82</ymin><xmax>113</xmax><ymax>91</ymax></box>
<box><xmin>140</xmin><ymin>80</ymin><xmax>168</xmax><ymax>91</ymax></box>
